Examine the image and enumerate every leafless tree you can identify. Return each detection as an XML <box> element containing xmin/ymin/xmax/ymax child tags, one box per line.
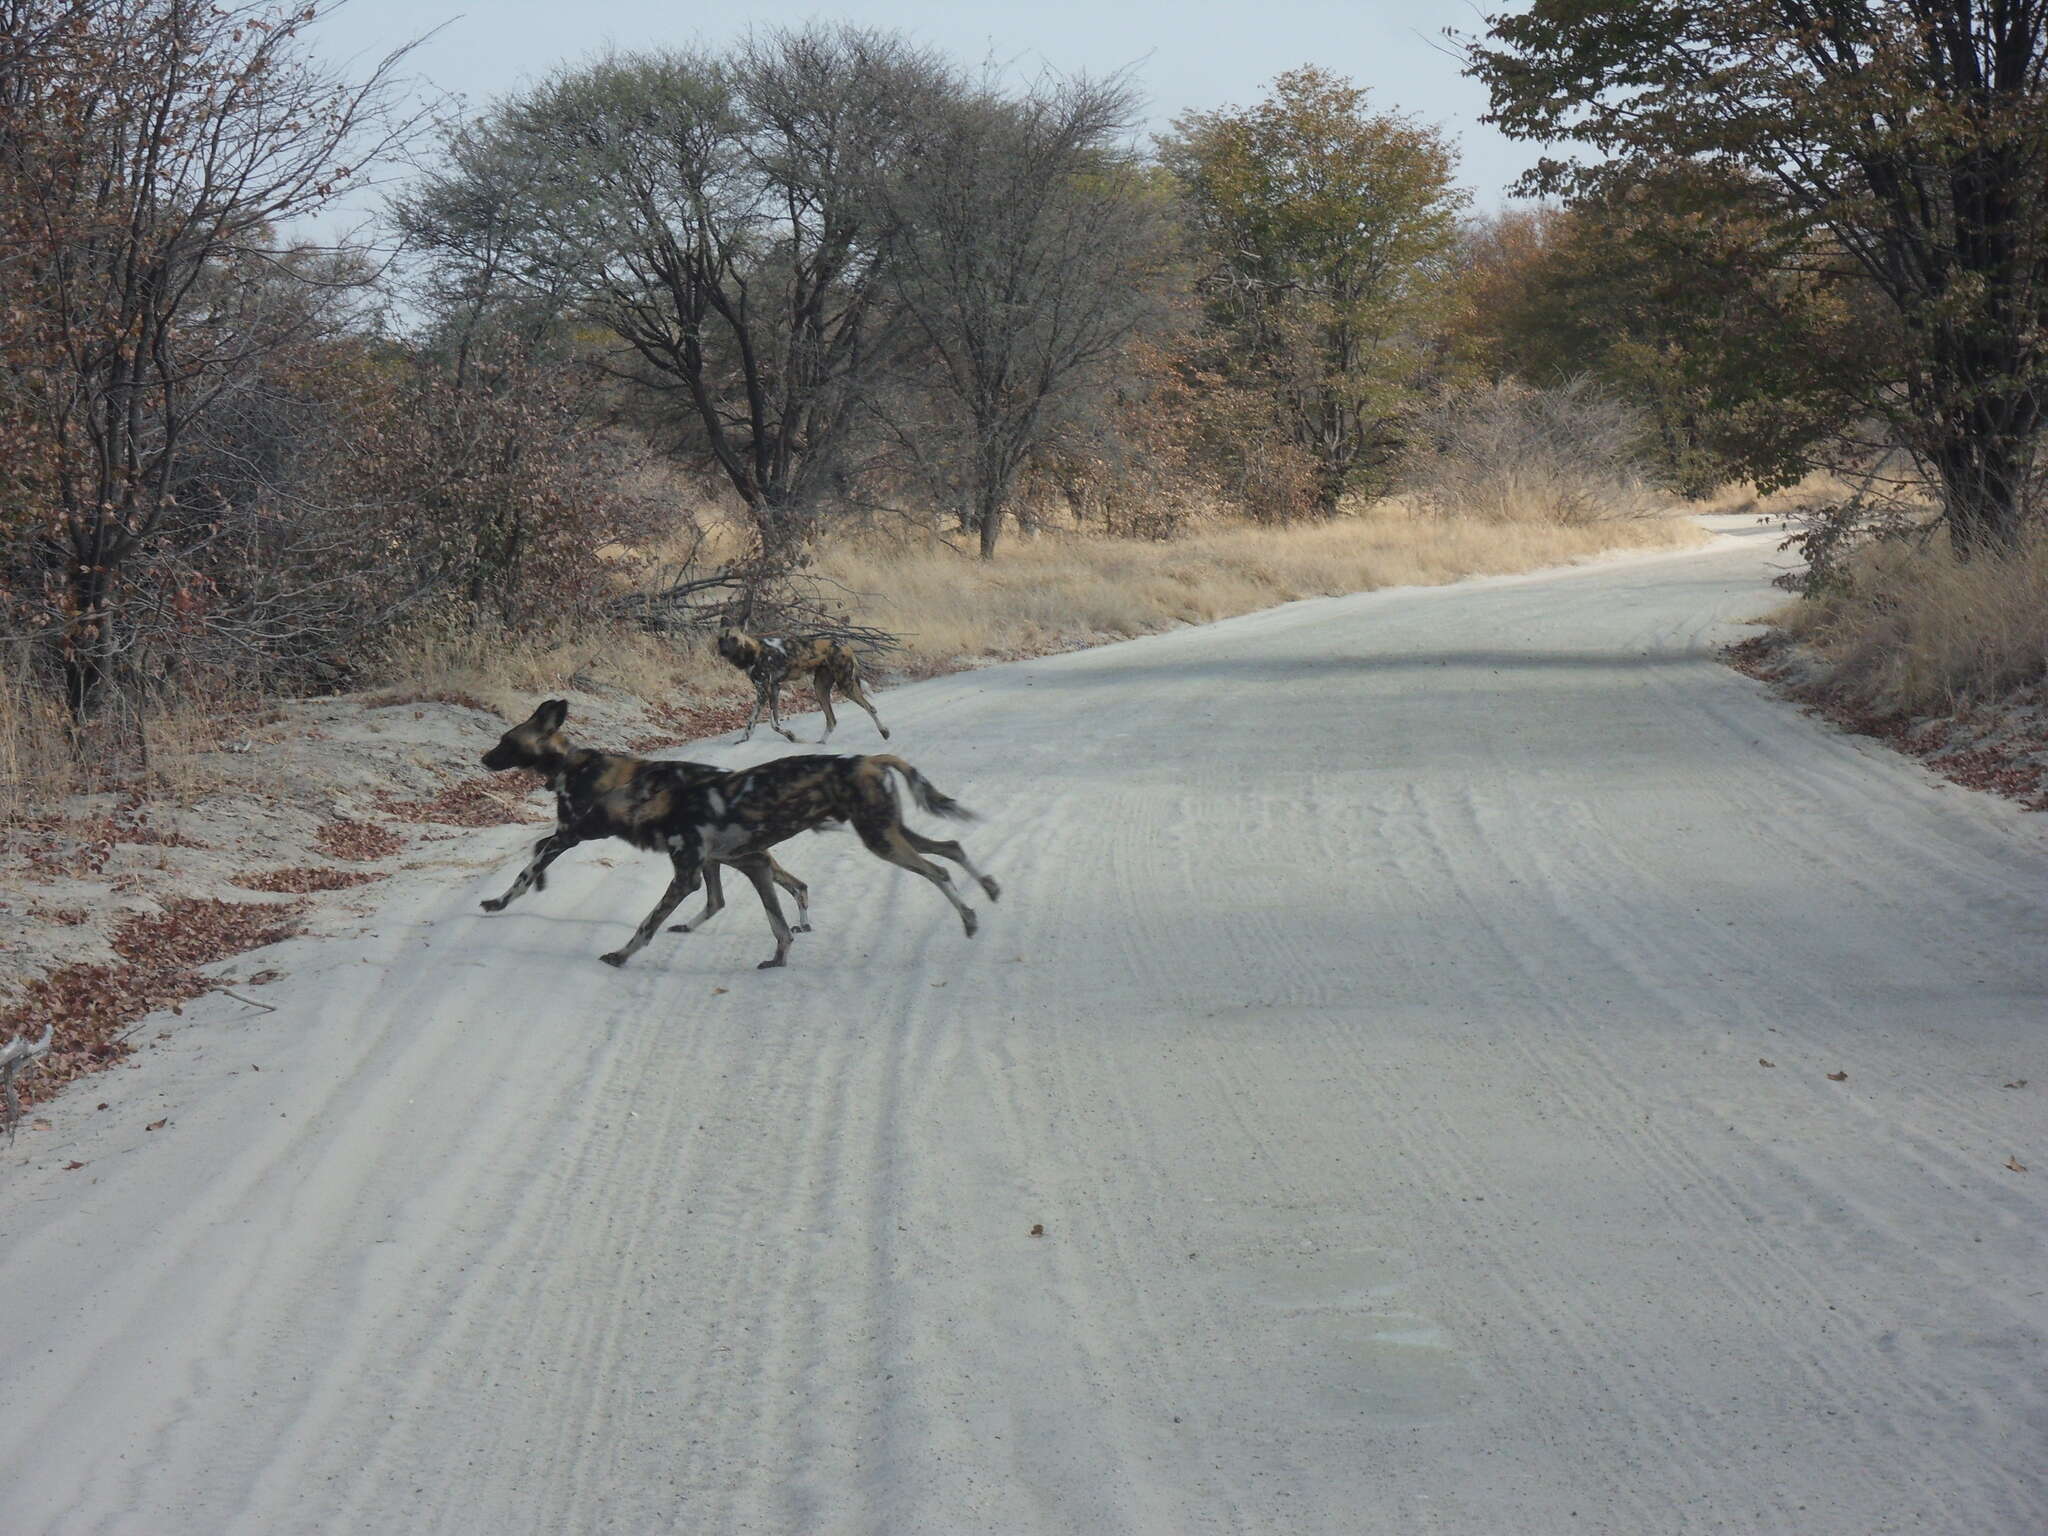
<box><xmin>879</xmin><ymin>73</ymin><xmax>1169</xmax><ymax>558</ymax></box>
<box><xmin>395</xmin><ymin>25</ymin><xmax>953</xmax><ymax>565</ymax></box>
<box><xmin>0</xmin><ymin>0</ymin><xmax>421</xmax><ymax>716</ymax></box>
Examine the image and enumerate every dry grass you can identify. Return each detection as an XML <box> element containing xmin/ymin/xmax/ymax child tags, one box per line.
<box><xmin>1</xmin><ymin>646</ymin><xmax>242</xmax><ymax>827</ymax></box>
<box><xmin>1767</xmin><ymin>533</ymin><xmax>2048</xmax><ymax>718</ymax></box>
<box><xmin>366</xmin><ymin>621</ymin><xmax>730</xmax><ymax>719</ymax></box>
<box><xmin>810</xmin><ymin>501</ymin><xmax>1703</xmax><ymax>672</ymax></box>
<box><xmin>1</xmin><ymin>654</ymin><xmax>74</xmax><ymax>826</ymax></box>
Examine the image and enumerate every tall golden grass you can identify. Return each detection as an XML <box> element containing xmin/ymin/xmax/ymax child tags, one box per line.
<box><xmin>1</xmin><ymin>646</ymin><xmax>236</xmax><ymax>824</ymax></box>
<box><xmin>1770</xmin><ymin>532</ymin><xmax>2048</xmax><ymax>717</ymax></box>
<box><xmin>811</xmin><ymin>501</ymin><xmax>1702</xmax><ymax>672</ymax></box>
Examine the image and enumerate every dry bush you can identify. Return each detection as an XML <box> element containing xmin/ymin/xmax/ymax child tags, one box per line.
<box><xmin>1770</xmin><ymin>534</ymin><xmax>2048</xmax><ymax>717</ymax></box>
<box><xmin>1406</xmin><ymin>379</ymin><xmax>1661</xmax><ymax>525</ymax></box>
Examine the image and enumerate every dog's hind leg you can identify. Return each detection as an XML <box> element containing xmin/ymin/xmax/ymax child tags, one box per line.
<box><xmin>601</xmin><ymin>853</ymin><xmax>703</xmax><ymax>968</ymax></box>
<box><xmin>813</xmin><ymin>672</ymin><xmax>839</xmax><ymax>744</ymax></box>
<box><xmin>841</xmin><ymin>674</ymin><xmax>890</xmax><ymax>741</ymax></box>
<box><xmin>734</xmin><ymin>858</ymin><xmax>798</xmax><ymax>968</ymax></box>
<box><xmin>768</xmin><ymin>855</ymin><xmax>810</xmax><ymax>931</ymax></box>
<box><xmin>904</xmin><ymin>827</ymin><xmax>1000</xmax><ymax>902</ymax></box>
<box><xmin>855</xmin><ymin>819</ymin><xmax>980</xmax><ymax>937</ymax></box>
<box><xmin>482</xmin><ymin>829</ymin><xmax>582</xmax><ymax>912</ymax></box>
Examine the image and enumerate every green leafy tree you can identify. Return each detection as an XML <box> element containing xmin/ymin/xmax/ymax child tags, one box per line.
<box><xmin>1160</xmin><ymin>68</ymin><xmax>1468</xmax><ymax>515</ymax></box>
<box><xmin>1468</xmin><ymin>1</ymin><xmax>2048</xmax><ymax>553</ymax></box>
<box><xmin>1462</xmin><ymin>169</ymin><xmax>1872</xmax><ymax>498</ymax></box>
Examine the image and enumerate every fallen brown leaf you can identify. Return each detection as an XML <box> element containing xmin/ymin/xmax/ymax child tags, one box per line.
<box><xmin>31</xmin><ymin>1118</ymin><xmax>51</xmax><ymax>1131</ymax></box>
<box><xmin>1759</xmin><ymin>1059</ymin><xmax>1776</xmax><ymax>1068</ymax></box>
<box><xmin>1029</xmin><ymin>1223</ymin><xmax>1045</xmax><ymax>1238</ymax></box>
<box><xmin>145</xmin><ymin>1117</ymin><xmax>167</xmax><ymax>1132</ymax></box>
<box><xmin>2006</xmin><ymin>1156</ymin><xmax>2027</xmax><ymax>1173</ymax></box>
<box><xmin>63</xmin><ymin>1160</ymin><xmax>85</xmax><ymax>1170</ymax></box>
<box><xmin>1826</xmin><ymin>1070</ymin><xmax>1848</xmax><ymax>1082</ymax></box>
<box><xmin>2005</xmin><ymin>1080</ymin><xmax>2028</xmax><ymax>1089</ymax></box>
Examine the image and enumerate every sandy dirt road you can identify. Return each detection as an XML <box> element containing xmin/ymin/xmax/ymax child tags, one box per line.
<box><xmin>2</xmin><ymin>522</ymin><xmax>2043</xmax><ymax>1534</ymax></box>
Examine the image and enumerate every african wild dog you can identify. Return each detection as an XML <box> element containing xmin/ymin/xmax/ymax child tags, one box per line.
<box><xmin>716</xmin><ymin>627</ymin><xmax>889</xmax><ymax>745</ymax></box>
<box><xmin>480</xmin><ymin>704</ymin><xmax>814</xmax><ymax>956</ymax></box>
<box><xmin>479</xmin><ymin>699</ymin><xmax>998</xmax><ymax>970</ymax></box>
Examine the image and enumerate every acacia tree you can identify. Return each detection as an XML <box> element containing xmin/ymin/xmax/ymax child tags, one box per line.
<box><xmin>0</xmin><ymin>0</ymin><xmax>413</xmax><ymax>715</ymax></box>
<box><xmin>879</xmin><ymin>74</ymin><xmax>1169</xmax><ymax>558</ymax></box>
<box><xmin>396</xmin><ymin>26</ymin><xmax>950</xmax><ymax>564</ymax></box>
<box><xmin>1160</xmin><ymin>68</ymin><xmax>1467</xmax><ymax>514</ymax></box>
<box><xmin>1468</xmin><ymin>1</ymin><xmax>2048</xmax><ymax>554</ymax></box>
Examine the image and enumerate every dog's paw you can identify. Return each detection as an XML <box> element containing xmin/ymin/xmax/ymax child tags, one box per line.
<box><xmin>480</xmin><ymin>897</ymin><xmax>506</xmax><ymax>913</ymax></box>
<box><xmin>962</xmin><ymin>911</ymin><xmax>979</xmax><ymax>938</ymax></box>
<box><xmin>792</xmin><ymin>921</ymin><xmax>812</xmax><ymax>933</ymax></box>
<box><xmin>757</xmin><ymin>955</ymin><xmax>788</xmax><ymax>969</ymax></box>
<box><xmin>599</xmin><ymin>950</ymin><xmax>630</xmax><ymax>968</ymax></box>
<box><xmin>981</xmin><ymin>877</ymin><xmax>1001</xmax><ymax>902</ymax></box>
<box><xmin>879</xmin><ymin>726</ymin><xmax>891</xmax><ymax>740</ymax></box>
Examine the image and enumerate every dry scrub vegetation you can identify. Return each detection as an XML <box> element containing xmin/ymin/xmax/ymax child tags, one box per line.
<box><xmin>1768</xmin><ymin>536</ymin><xmax>2048</xmax><ymax>720</ymax></box>
<box><xmin>1732</xmin><ymin>523</ymin><xmax>2048</xmax><ymax>810</ymax></box>
<box><xmin>358</xmin><ymin>490</ymin><xmax>1701</xmax><ymax>712</ymax></box>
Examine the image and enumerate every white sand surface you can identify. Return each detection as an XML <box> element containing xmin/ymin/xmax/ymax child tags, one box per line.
<box><xmin>2</xmin><ymin>520</ymin><xmax>2043</xmax><ymax>1534</ymax></box>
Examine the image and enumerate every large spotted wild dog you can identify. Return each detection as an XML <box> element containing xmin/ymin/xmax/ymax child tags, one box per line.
<box><xmin>481</xmin><ymin>720</ymin><xmax>814</xmax><ymax>953</ymax></box>
<box><xmin>479</xmin><ymin>700</ymin><xmax>998</xmax><ymax>969</ymax></box>
<box><xmin>716</xmin><ymin>627</ymin><xmax>890</xmax><ymax>745</ymax></box>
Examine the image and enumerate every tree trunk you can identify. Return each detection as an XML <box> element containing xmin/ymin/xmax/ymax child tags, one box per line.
<box><xmin>1930</xmin><ymin>403</ymin><xmax>2038</xmax><ymax>558</ymax></box>
<box><xmin>61</xmin><ymin>568</ymin><xmax>115</xmax><ymax>721</ymax></box>
<box><xmin>978</xmin><ymin>494</ymin><xmax>1003</xmax><ymax>559</ymax></box>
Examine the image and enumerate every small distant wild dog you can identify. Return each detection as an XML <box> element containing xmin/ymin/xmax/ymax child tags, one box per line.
<box><xmin>479</xmin><ymin>699</ymin><xmax>998</xmax><ymax>970</ymax></box>
<box><xmin>716</xmin><ymin>627</ymin><xmax>889</xmax><ymax>745</ymax></box>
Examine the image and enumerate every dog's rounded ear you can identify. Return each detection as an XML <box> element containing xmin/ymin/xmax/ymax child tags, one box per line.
<box><xmin>537</xmin><ymin>698</ymin><xmax>569</xmax><ymax>731</ymax></box>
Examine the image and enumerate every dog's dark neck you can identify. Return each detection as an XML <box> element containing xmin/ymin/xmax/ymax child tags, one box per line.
<box><xmin>533</xmin><ymin>740</ymin><xmax>596</xmax><ymax>790</ymax></box>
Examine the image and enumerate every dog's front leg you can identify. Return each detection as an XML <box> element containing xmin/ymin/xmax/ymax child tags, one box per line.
<box><xmin>668</xmin><ymin>862</ymin><xmax>728</xmax><ymax>934</ymax></box>
<box><xmin>764</xmin><ymin>676</ymin><xmax>799</xmax><ymax>743</ymax></box>
<box><xmin>482</xmin><ymin>829</ymin><xmax>580</xmax><ymax>912</ymax></box>
<box><xmin>737</xmin><ymin>682</ymin><xmax>768</xmax><ymax>743</ymax></box>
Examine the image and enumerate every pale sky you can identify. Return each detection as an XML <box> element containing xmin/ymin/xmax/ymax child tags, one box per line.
<box><xmin>304</xmin><ymin>0</ymin><xmax>1542</xmax><ymax>240</ymax></box>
